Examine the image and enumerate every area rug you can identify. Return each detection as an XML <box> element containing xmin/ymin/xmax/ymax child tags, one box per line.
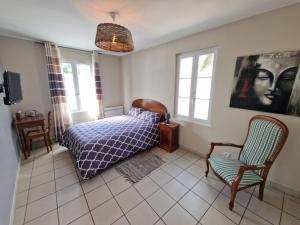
<box><xmin>115</xmin><ymin>151</ymin><xmax>165</xmax><ymax>183</ymax></box>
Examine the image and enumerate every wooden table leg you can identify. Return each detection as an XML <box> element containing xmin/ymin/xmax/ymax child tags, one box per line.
<box><xmin>18</xmin><ymin>127</ymin><xmax>27</xmax><ymax>160</ymax></box>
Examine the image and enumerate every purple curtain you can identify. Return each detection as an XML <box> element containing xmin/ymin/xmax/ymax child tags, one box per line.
<box><xmin>92</xmin><ymin>51</ymin><xmax>104</xmax><ymax>119</ymax></box>
<box><xmin>44</xmin><ymin>42</ymin><xmax>72</xmax><ymax>140</ymax></box>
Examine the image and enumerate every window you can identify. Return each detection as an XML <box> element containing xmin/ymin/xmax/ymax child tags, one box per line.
<box><xmin>62</xmin><ymin>62</ymin><xmax>94</xmax><ymax>112</ymax></box>
<box><xmin>175</xmin><ymin>48</ymin><xmax>217</xmax><ymax>124</ymax></box>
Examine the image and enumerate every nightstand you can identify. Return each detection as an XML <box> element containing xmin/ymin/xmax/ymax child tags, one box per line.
<box><xmin>159</xmin><ymin>122</ymin><xmax>179</xmax><ymax>152</ymax></box>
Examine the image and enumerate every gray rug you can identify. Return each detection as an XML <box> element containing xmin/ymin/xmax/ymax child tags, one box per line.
<box><xmin>115</xmin><ymin>151</ymin><xmax>165</xmax><ymax>183</ymax></box>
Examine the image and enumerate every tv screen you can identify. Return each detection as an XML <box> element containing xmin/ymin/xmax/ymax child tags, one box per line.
<box><xmin>3</xmin><ymin>71</ymin><xmax>23</xmax><ymax>105</ymax></box>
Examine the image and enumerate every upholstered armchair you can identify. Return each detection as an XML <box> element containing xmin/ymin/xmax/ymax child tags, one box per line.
<box><xmin>206</xmin><ymin>115</ymin><xmax>288</xmax><ymax>210</ymax></box>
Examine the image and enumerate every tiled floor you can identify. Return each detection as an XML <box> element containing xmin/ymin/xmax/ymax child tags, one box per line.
<box><xmin>13</xmin><ymin>144</ymin><xmax>300</xmax><ymax>225</ymax></box>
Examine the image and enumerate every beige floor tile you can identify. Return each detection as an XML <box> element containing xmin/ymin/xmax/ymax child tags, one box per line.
<box><xmin>15</xmin><ymin>190</ymin><xmax>28</xmax><ymax>208</ymax></box>
<box><xmin>201</xmin><ymin>175</ymin><xmax>225</xmax><ymax>191</ymax></box>
<box><xmin>200</xmin><ymin>207</ymin><xmax>235</xmax><ymax>225</ymax></box>
<box><xmin>101</xmin><ymin>168</ymin><xmax>121</xmax><ymax>183</ymax></box>
<box><xmin>184</xmin><ymin>152</ymin><xmax>201</xmax><ymax>162</ymax></box>
<box><xmin>112</xmin><ymin>216</ymin><xmax>130</xmax><ymax>225</ymax></box>
<box><xmin>17</xmin><ymin>177</ymin><xmax>30</xmax><ymax>193</ymax></box>
<box><xmin>281</xmin><ymin>212</ymin><xmax>300</xmax><ymax>225</ymax></box>
<box><xmin>149</xmin><ymin>169</ymin><xmax>172</xmax><ymax>186</ymax></box>
<box><xmin>13</xmin><ymin>206</ymin><xmax>26</xmax><ymax>225</ymax></box>
<box><xmin>91</xmin><ymin>198</ymin><xmax>123</xmax><ymax>225</ymax></box>
<box><xmin>240</xmin><ymin>210</ymin><xmax>272</xmax><ymax>225</ymax></box>
<box><xmin>193</xmin><ymin>158</ymin><xmax>207</xmax><ymax>169</ymax></box>
<box><xmin>69</xmin><ymin>213</ymin><xmax>94</xmax><ymax>225</ymax></box>
<box><xmin>192</xmin><ymin>181</ymin><xmax>219</xmax><ymax>204</ymax></box>
<box><xmin>151</xmin><ymin>147</ymin><xmax>168</xmax><ymax>156</ymax></box>
<box><xmin>81</xmin><ymin>174</ymin><xmax>105</xmax><ymax>193</ymax></box>
<box><xmin>155</xmin><ymin>220</ymin><xmax>166</xmax><ymax>225</ymax></box>
<box><xmin>58</xmin><ymin>196</ymin><xmax>89</xmax><ymax>225</ymax></box>
<box><xmin>163</xmin><ymin>204</ymin><xmax>197</xmax><ymax>225</ymax></box>
<box><xmin>174</xmin><ymin>156</ymin><xmax>193</xmax><ymax>169</ymax></box>
<box><xmin>212</xmin><ymin>193</ymin><xmax>245</xmax><ymax>224</ymax></box>
<box><xmin>33</xmin><ymin>157</ymin><xmax>53</xmax><ymax>168</ymax></box>
<box><xmin>28</xmin><ymin>181</ymin><xmax>55</xmax><ymax>203</ymax></box>
<box><xmin>30</xmin><ymin>171</ymin><xmax>54</xmax><ymax>188</ymax></box>
<box><xmin>54</xmin><ymin>165</ymin><xmax>75</xmax><ymax>179</ymax></box>
<box><xmin>253</xmin><ymin>186</ymin><xmax>284</xmax><ymax>209</ymax></box>
<box><xmin>126</xmin><ymin>201</ymin><xmax>159</xmax><ymax>225</ymax></box>
<box><xmin>25</xmin><ymin>210</ymin><xmax>58</xmax><ymax>225</ymax></box>
<box><xmin>107</xmin><ymin>176</ymin><xmax>132</xmax><ymax>195</ymax></box>
<box><xmin>134</xmin><ymin>177</ymin><xmax>160</xmax><ymax>198</ymax></box>
<box><xmin>146</xmin><ymin>189</ymin><xmax>175</xmax><ymax>216</ymax></box>
<box><xmin>54</xmin><ymin>157</ymin><xmax>73</xmax><ymax>169</ymax></box>
<box><xmin>161</xmin><ymin>152</ymin><xmax>181</xmax><ymax>161</ymax></box>
<box><xmin>25</xmin><ymin>193</ymin><xmax>56</xmax><ymax>222</ymax></box>
<box><xmin>31</xmin><ymin>163</ymin><xmax>53</xmax><ymax>177</ymax></box>
<box><xmin>56</xmin><ymin>172</ymin><xmax>78</xmax><ymax>191</ymax></box>
<box><xmin>162</xmin><ymin>163</ymin><xmax>183</xmax><ymax>177</ymax></box>
<box><xmin>222</xmin><ymin>186</ymin><xmax>251</xmax><ymax>207</ymax></box>
<box><xmin>248</xmin><ymin>196</ymin><xmax>281</xmax><ymax>225</ymax></box>
<box><xmin>116</xmin><ymin>187</ymin><xmax>143</xmax><ymax>213</ymax></box>
<box><xmin>176</xmin><ymin>171</ymin><xmax>199</xmax><ymax>188</ymax></box>
<box><xmin>186</xmin><ymin>164</ymin><xmax>206</xmax><ymax>179</ymax></box>
<box><xmin>86</xmin><ymin>184</ymin><xmax>113</xmax><ymax>209</ymax></box>
<box><xmin>283</xmin><ymin>195</ymin><xmax>300</xmax><ymax>219</ymax></box>
<box><xmin>179</xmin><ymin>191</ymin><xmax>209</xmax><ymax>220</ymax></box>
<box><xmin>163</xmin><ymin>179</ymin><xmax>188</xmax><ymax>201</ymax></box>
<box><xmin>57</xmin><ymin>182</ymin><xmax>83</xmax><ymax>206</ymax></box>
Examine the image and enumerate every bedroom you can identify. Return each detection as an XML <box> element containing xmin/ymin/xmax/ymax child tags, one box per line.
<box><xmin>0</xmin><ymin>1</ymin><xmax>300</xmax><ymax>225</ymax></box>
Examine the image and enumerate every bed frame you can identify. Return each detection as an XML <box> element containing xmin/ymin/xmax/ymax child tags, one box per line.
<box><xmin>132</xmin><ymin>99</ymin><xmax>168</xmax><ymax>122</ymax></box>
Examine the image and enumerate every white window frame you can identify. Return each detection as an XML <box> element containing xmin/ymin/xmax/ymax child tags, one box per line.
<box><xmin>62</xmin><ymin>61</ymin><xmax>92</xmax><ymax>113</ymax></box>
<box><xmin>175</xmin><ymin>47</ymin><xmax>218</xmax><ymax>126</ymax></box>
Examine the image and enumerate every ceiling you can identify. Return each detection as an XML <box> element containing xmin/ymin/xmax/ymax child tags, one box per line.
<box><xmin>0</xmin><ymin>0</ymin><xmax>299</xmax><ymax>55</ymax></box>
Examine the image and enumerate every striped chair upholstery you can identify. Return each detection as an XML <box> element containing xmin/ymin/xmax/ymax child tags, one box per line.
<box><xmin>208</xmin><ymin>157</ymin><xmax>263</xmax><ymax>188</ymax></box>
<box><xmin>209</xmin><ymin>119</ymin><xmax>283</xmax><ymax>187</ymax></box>
<box><xmin>240</xmin><ymin>119</ymin><xmax>283</xmax><ymax>174</ymax></box>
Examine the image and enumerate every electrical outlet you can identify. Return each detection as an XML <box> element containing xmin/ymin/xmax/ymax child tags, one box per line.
<box><xmin>224</xmin><ymin>152</ymin><xmax>231</xmax><ymax>158</ymax></box>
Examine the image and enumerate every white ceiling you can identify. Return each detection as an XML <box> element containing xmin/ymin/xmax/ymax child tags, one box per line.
<box><xmin>0</xmin><ymin>0</ymin><xmax>299</xmax><ymax>55</ymax></box>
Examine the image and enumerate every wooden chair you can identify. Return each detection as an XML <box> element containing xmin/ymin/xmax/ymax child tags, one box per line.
<box><xmin>205</xmin><ymin>115</ymin><xmax>288</xmax><ymax>210</ymax></box>
<box><xmin>26</xmin><ymin>111</ymin><xmax>53</xmax><ymax>155</ymax></box>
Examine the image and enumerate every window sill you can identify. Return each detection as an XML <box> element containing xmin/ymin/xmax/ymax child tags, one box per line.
<box><xmin>173</xmin><ymin>117</ymin><xmax>211</xmax><ymax>127</ymax></box>
<box><xmin>71</xmin><ymin>110</ymin><xmax>88</xmax><ymax>114</ymax></box>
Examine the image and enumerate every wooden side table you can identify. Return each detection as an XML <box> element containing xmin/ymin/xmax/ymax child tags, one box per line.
<box><xmin>15</xmin><ymin>113</ymin><xmax>45</xmax><ymax>159</ymax></box>
<box><xmin>159</xmin><ymin>122</ymin><xmax>179</xmax><ymax>152</ymax></box>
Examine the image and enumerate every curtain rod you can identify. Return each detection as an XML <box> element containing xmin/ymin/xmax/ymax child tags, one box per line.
<box><xmin>34</xmin><ymin>40</ymin><xmax>102</xmax><ymax>54</ymax></box>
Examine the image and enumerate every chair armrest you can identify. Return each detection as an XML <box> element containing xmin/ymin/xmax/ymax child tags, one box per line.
<box><xmin>206</xmin><ymin>142</ymin><xmax>243</xmax><ymax>159</ymax></box>
<box><xmin>232</xmin><ymin>164</ymin><xmax>266</xmax><ymax>187</ymax></box>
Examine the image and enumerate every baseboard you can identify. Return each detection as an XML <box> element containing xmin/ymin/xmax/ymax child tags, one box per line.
<box><xmin>179</xmin><ymin>144</ymin><xmax>300</xmax><ymax>197</ymax></box>
<box><xmin>9</xmin><ymin>158</ymin><xmax>20</xmax><ymax>225</ymax></box>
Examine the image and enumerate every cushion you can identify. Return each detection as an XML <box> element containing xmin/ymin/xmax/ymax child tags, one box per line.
<box><xmin>208</xmin><ymin>156</ymin><xmax>263</xmax><ymax>188</ymax></box>
<box><xmin>240</xmin><ymin>119</ymin><xmax>282</xmax><ymax>170</ymax></box>
<box><xmin>128</xmin><ymin>107</ymin><xmax>144</xmax><ymax>117</ymax></box>
<box><xmin>137</xmin><ymin>110</ymin><xmax>161</xmax><ymax>123</ymax></box>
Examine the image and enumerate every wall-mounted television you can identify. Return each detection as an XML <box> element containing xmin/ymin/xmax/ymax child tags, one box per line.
<box><xmin>2</xmin><ymin>71</ymin><xmax>23</xmax><ymax>105</ymax></box>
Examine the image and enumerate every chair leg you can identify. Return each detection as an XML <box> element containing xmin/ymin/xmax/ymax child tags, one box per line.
<box><xmin>30</xmin><ymin>139</ymin><xmax>32</xmax><ymax>150</ymax></box>
<box><xmin>47</xmin><ymin>133</ymin><xmax>52</xmax><ymax>151</ymax></box>
<box><xmin>43</xmin><ymin>135</ymin><xmax>49</xmax><ymax>153</ymax></box>
<box><xmin>259</xmin><ymin>181</ymin><xmax>265</xmax><ymax>200</ymax></box>
<box><xmin>229</xmin><ymin>185</ymin><xmax>238</xmax><ymax>210</ymax></box>
<box><xmin>205</xmin><ymin>158</ymin><xmax>209</xmax><ymax>177</ymax></box>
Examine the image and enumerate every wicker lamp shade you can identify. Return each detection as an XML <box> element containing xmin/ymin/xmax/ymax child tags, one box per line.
<box><xmin>95</xmin><ymin>23</ymin><xmax>134</xmax><ymax>52</ymax></box>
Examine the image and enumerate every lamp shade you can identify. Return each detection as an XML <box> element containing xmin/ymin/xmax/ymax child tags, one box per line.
<box><xmin>95</xmin><ymin>23</ymin><xmax>134</xmax><ymax>52</ymax></box>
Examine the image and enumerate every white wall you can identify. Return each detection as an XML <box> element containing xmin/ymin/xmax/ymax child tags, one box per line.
<box><xmin>0</xmin><ymin>37</ymin><xmax>123</xmax><ymax>125</ymax></box>
<box><xmin>122</xmin><ymin>4</ymin><xmax>300</xmax><ymax>192</ymax></box>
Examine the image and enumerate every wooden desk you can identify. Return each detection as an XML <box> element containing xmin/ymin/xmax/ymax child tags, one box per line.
<box><xmin>15</xmin><ymin>114</ymin><xmax>45</xmax><ymax>159</ymax></box>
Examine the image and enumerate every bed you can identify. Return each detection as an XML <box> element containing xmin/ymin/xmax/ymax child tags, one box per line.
<box><xmin>60</xmin><ymin>99</ymin><xmax>167</xmax><ymax>180</ymax></box>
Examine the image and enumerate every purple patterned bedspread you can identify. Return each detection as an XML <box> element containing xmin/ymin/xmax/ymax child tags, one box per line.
<box><xmin>60</xmin><ymin>115</ymin><xmax>160</xmax><ymax>180</ymax></box>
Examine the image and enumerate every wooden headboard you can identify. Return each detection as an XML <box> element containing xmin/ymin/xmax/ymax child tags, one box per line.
<box><xmin>132</xmin><ymin>99</ymin><xmax>168</xmax><ymax>122</ymax></box>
